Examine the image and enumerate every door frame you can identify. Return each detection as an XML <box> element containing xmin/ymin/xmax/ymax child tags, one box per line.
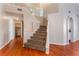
<box><xmin>66</xmin><ymin>16</ymin><xmax>74</xmax><ymax>43</ymax></box>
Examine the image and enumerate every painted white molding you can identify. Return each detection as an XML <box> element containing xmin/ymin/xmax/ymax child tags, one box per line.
<box><xmin>49</xmin><ymin>42</ymin><xmax>69</xmax><ymax>46</ymax></box>
<box><xmin>45</xmin><ymin>19</ymin><xmax>49</xmax><ymax>54</ymax></box>
<box><xmin>46</xmin><ymin>47</ymin><xmax>49</xmax><ymax>54</ymax></box>
<box><xmin>71</xmin><ymin>39</ymin><xmax>79</xmax><ymax>43</ymax></box>
<box><xmin>0</xmin><ymin>39</ymin><xmax>12</xmax><ymax>50</ymax></box>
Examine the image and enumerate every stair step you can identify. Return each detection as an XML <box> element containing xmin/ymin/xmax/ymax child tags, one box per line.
<box><xmin>27</xmin><ymin>39</ymin><xmax>46</xmax><ymax>46</ymax></box>
<box><xmin>40</xmin><ymin>26</ymin><xmax>47</xmax><ymax>28</ymax></box>
<box><xmin>35</xmin><ymin>32</ymin><xmax>46</xmax><ymax>34</ymax></box>
<box><xmin>37</xmin><ymin>30</ymin><xmax>46</xmax><ymax>32</ymax></box>
<box><xmin>34</xmin><ymin>33</ymin><xmax>47</xmax><ymax>36</ymax></box>
<box><xmin>31</xmin><ymin>36</ymin><xmax>46</xmax><ymax>39</ymax></box>
<box><xmin>26</xmin><ymin>43</ymin><xmax>46</xmax><ymax>51</ymax></box>
<box><xmin>38</xmin><ymin>28</ymin><xmax>47</xmax><ymax>30</ymax></box>
<box><xmin>34</xmin><ymin>34</ymin><xmax>46</xmax><ymax>37</ymax></box>
<box><xmin>33</xmin><ymin>34</ymin><xmax>46</xmax><ymax>37</ymax></box>
<box><xmin>39</xmin><ymin>29</ymin><xmax>46</xmax><ymax>30</ymax></box>
<box><xmin>34</xmin><ymin>35</ymin><xmax>46</xmax><ymax>38</ymax></box>
<box><xmin>39</xmin><ymin>28</ymin><xmax>46</xmax><ymax>30</ymax></box>
<box><xmin>36</xmin><ymin>30</ymin><xmax>46</xmax><ymax>32</ymax></box>
<box><xmin>36</xmin><ymin>32</ymin><xmax>47</xmax><ymax>34</ymax></box>
<box><xmin>37</xmin><ymin>29</ymin><xmax>47</xmax><ymax>32</ymax></box>
<box><xmin>30</xmin><ymin>38</ymin><xmax>46</xmax><ymax>42</ymax></box>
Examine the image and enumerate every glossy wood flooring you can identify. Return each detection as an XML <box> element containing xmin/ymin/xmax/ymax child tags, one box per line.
<box><xmin>0</xmin><ymin>37</ymin><xmax>79</xmax><ymax>56</ymax></box>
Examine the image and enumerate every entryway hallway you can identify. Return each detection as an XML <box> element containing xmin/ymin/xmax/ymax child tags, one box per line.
<box><xmin>0</xmin><ymin>37</ymin><xmax>79</xmax><ymax>56</ymax></box>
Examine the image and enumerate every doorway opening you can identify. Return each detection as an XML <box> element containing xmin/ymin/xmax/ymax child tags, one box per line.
<box><xmin>67</xmin><ymin>16</ymin><xmax>74</xmax><ymax>44</ymax></box>
<box><xmin>15</xmin><ymin>20</ymin><xmax>23</xmax><ymax>38</ymax></box>
<box><xmin>6</xmin><ymin>12</ymin><xmax>24</xmax><ymax>43</ymax></box>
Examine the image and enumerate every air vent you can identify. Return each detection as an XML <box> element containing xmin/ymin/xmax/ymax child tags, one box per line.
<box><xmin>17</xmin><ymin>8</ymin><xmax>22</xmax><ymax>11</ymax></box>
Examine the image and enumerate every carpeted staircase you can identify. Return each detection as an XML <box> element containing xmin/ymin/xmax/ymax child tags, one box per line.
<box><xmin>25</xmin><ymin>26</ymin><xmax>47</xmax><ymax>51</ymax></box>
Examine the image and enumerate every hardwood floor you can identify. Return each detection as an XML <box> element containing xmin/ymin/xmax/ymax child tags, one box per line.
<box><xmin>50</xmin><ymin>41</ymin><xmax>79</xmax><ymax>56</ymax></box>
<box><xmin>0</xmin><ymin>37</ymin><xmax>79</xmax><ymax>56</ymax></box>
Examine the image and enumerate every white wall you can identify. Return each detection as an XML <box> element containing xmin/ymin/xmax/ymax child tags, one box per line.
<box><xmin>73</xmin><ymin>15</ymin><xmax>79</xmax><ymax>42</ymax></box>
<box><xmin>48</xmin><ymin>13</ymin><xmax>64</xmax><ymax>45</ymax></box>
<box><xmin>0</xmin><ymin>4</ymin><xmax>12</xmax><ymax>49</ymax></box>
<box><xmin>0</xmin><ymin>6</ymin><xmax>4</xmax><ymax>48</ymax></box>
<box><xmin>0</xmin><ymin>4</ymin><xmax>7</xmax><ymax>48</ymax></box>
<box><xmin>48</xmin><ymin>3</ymin><xmax>79</xmax><ymax>45</ymax></box>
<box><xmin>61</xmin><ymin>4</ymin><xmax>79</xmax><ymax>43</ymax></box>
<box><xmin>9</xmin><ymin>18</ymin><xmax>15</xmax><ymax>40</ymax></box>
<box><xmin>48</xmin><ymin>4</ymin><xmax>66</xmax><ymax>45</ymax></box>
<box><xmin>75</xmin><ymin>5</ymin><xmax>79</xmax><ymax>41</ymax></box>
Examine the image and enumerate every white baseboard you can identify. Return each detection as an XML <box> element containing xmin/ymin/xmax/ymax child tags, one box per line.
<box><xmin>71</xmin><ymin>39</ymin><xmax>79</xmax><ymax>43</ymax></box>
<box><xmin>49</xmin><ymin>42</ymin><xmax>69</xmax><ymax>46</ymax></box>
<box><xmin>45</xmin><ymin>47</ymin><xmax>49</xmax><ymax>54</ymax></box>
<box><xmin>49</xmin><ymin>39</ymin><xmax>79</xmax><ymax>46</ymax></box>
<box><xmin>0</xmin><ymin>39</ymin><xmax>12</xmax><ymax>50</ymax></box>
<box><xmin>45</xmin><ymin>42</ymin><xmax>69</xmax><ymax>54</ymax></box>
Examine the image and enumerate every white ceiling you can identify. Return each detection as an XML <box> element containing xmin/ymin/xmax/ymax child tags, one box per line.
<box><xmin>14</xmin><ymin>3</ymin><xmax>59</xmax><ymax>14</ymax></box>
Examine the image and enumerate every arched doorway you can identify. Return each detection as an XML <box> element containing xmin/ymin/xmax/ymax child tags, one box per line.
<box><xmin>67</xmin><ymin>16</ymin><xmax>74</xmax><ymax>43</ymax></box>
